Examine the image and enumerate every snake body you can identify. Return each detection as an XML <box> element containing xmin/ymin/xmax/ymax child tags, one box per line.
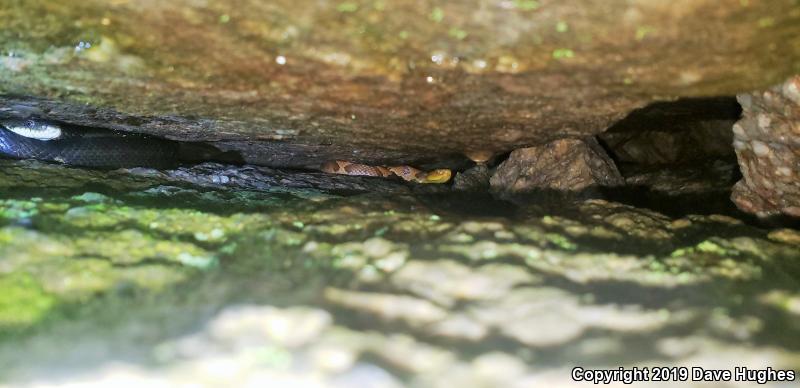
<box><xmin>0</xmin><ymin>118</ymin><xmax>451</xmax><ymax>183</ymax></box>
<box><xmin>0</xmin><ymin>118</ymin><xmax>179</xmax><ymax>169</ymax></box>
<box><xmin>321</xmin><ymin>160</ymin><xmax>451</xmax><ymax>184</ymax></box>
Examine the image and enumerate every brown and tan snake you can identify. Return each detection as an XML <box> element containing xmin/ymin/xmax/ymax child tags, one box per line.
<box><xmin>320</xmin><ymin>160</ymin><xmax>452</xmax><ymax>184</ymax></box>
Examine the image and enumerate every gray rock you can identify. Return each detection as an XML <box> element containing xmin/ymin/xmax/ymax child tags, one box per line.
<box><xmin>489</xmin><ymin>138</ymin><xmax>622</xmax><ymax>199</ymax></box>
<box><xmin>452</xmin><ymin>164</ymin><xmax>491</xmax><ymax>192</ymax></box>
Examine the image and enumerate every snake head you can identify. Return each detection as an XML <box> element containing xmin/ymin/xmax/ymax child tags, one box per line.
<box><xmin>0</xmin><ymin>118</ymin><xmax>62</xmax><ymax>141</ymax></box>
<box><xmin>422</xmin><ymin>169</ymin><xmax>452</xmax><ymax>184</ymax></box>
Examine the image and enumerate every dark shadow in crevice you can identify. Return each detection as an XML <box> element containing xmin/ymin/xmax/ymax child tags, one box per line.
<box><xmin>177</xmin><ymin>141</ymin><xmax>245</xmax><ymax>166</ymax></box>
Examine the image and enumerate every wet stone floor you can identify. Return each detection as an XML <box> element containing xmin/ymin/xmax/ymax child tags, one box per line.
<box><xmin>0</xmin><ymin>160</ymin><xmax>799</xmax><ymax>387</ymax></box>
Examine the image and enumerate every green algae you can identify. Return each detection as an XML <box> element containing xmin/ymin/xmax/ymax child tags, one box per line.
<box><xmin>512</xmin><ymin>0</ymin><xmax>540</xmax><ymax>11</ymax></box>
<box><xmin>551</xmin><ymin>48</ymin><xmax>575</xmax><ymax>59</ymax></box>
<box><xmin>0</xmin><ymin>199</ymin><xmax>39</xmax><ymax>220</ymax></box>
<box><xmin>0</xmin><ymin>273</ymin><xmax>55</xmax><ymax>330</ymax></box>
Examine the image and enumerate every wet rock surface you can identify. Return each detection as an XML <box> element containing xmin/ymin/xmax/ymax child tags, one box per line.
<box><xmin>1</xmin><ymin>1</ymin><xmax>799</xmax><ymax>166</ymax></box>
<box><xmin>490</xmin><ymin>138</ymin><xmax>622</xmax><ymax>199</ymax></box>
<box><xmin>731</xmin><ymin>76</ymin><xmax>800</xmax><ymax>218</ymax></box>
<box><xmin>0</xmin><ymin>160</ymin><xmax>798</xmax><ymax>386</ymax></box>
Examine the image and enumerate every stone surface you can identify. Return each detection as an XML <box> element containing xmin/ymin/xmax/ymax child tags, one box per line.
<box><xmin>489</xmin><ymin>138</ymin><xmax>622</xmax><ymax>198</ymax></box>
<box><xmin>0</xmin><ymin>159</ymin><xmax>799</xmax><ymax>386</ymax></box>
<box><xmin>731</xmin><ymin>76</ymin><xmax>800</xmax><ymax>217</ymax></box>
<box><xmin>1</xmin><ymin>1</ymin><xmax>800</xmax><ymax>167</ymax></box>
<box><xmin>3</xmin><ymin>1</ymin><xmax>800</xmax><ymax>385</ymax></box>
<box><xmin>452</xmin><ymin>164</ymin><xmax>491</xmax><ymax>192</ymax></box>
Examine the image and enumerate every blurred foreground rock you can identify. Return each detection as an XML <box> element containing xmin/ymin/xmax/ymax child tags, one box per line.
<box><xmin>1</xmin><ymin>159</ymin><xmax>799</xmax><ymax>386</ymax></box>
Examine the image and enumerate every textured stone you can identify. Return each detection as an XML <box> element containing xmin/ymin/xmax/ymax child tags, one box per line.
<box><xmin>2</xmin><ymin>160</ymin><xmax>800</xmax><ymax>385</ymax></box>
<box><xmin>489</xmin><ymin>138</ymin><xmax>622</xmax><ymax>198</ymax></box>
<box><xmin>731</xmin><ymin>76</ymin><xmax>800</xmax><ymax>217</ymax></box>
<box><xmin>452</xmin><ymin>164</ymin><xmax>491</xmax><ymax>192</ymax></box>
<box><xmin>1</xmin><ymin>1</ymin><xmax>799</xmax><ymax>167</ymax></box>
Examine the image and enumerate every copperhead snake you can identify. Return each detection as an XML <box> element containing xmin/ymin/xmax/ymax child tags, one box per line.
<box><xmin>321</xmin><ymin>160</ymin><xmax>452</xmax><ymax>184</ymax></box>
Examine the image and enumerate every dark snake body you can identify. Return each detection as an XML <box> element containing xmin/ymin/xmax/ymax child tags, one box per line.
<box><xmin>0</xmin><ymin>119</ymin><xmax>179</xmax><ymax>169</ymax></box>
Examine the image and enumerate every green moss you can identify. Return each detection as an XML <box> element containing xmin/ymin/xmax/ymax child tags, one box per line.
<box><xmin>671</xmin><ymin>239</ymin><xmax>739</xmax><ymax>258</ymax></box>
<box><xmin>0</xmin><ymin>273</ymin><xmax>56</xmax><ymax>331</ymax></box>
<box><xmin>336</xmin><ymin>2</ymin><xmax>359</xmax><ymax>13</ymax></box>
<box><xmin>545</xmin><ymin>233</ymin><xmax>577</xmax><ymax>251</ymax></box>
<box><xmin>0</xmin><ymin>159</ymin><xmax>799</xmax><ymax>375</ymax></box>
<box><xmin>73</xmin><ymin>230</ymin><xmax>216</xmax><ymax>268</ymax></box>
<box><xmin>757</xmin><ymin>17</ymin><xmax>776</xmax><ymax>28</ymax></box>
<box><xmin>696</xmin><ymin>240</ymin><xmax>737</xmax><ymax>256</ymax></box>
<box><xmin>512</xmin><ymin>0</ymin><xmax>540</xmax><ymax>10</ymax></box>
<box><xmin>0</xmin><ymin>199</ymin><xmax>39</xmax><ymax>220</ymax></box>
<box><xmin>448</xmin><ymin>27</ymin><xmax>468</xmax><ymax>40</ymax></box>
<box><xmin>552</xmin><ymin>48</ymin><xmax>575</xmax><ymax>59</ymax></box>
<box><xmin>635</xmin><ymin>26</ymin><xmax>656</xmax><ymax>41</ymax></box>
<box><xmin>429</xmin><ymin>7</ymin><xmax>444</xmax><ymax>23</ymax></box>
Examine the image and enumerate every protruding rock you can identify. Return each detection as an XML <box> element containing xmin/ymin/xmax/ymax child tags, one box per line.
<box><xmin>731</xmin><ymin>76</ymin><xmax>800</xmax><ymax>218</ymax></box>
<box><xmin>489</xmin><ymin>138</ymin><xmax>622</xmax><ymax>199</ymax></box>
<box><xmin>453</xmin><ymin>164</ymin><xmax>492</xmax><ymax>192</ymax></box>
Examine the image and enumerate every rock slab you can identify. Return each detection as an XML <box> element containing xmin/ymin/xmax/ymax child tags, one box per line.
<box><xmin>1</xmin><ymin>1</ymin><xmax>799</xmax><ymax>167</ymax></box>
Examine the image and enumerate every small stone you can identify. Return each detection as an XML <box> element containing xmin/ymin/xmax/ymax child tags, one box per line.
<box><xmin>429</xmin><ymin>314</ymin><xmax>488</xmax><ymax>340</ymax></box>
<box><xmin>362</xmin><ymin>237</ymin><xmax>394</xmax><ymax>259</ymax></box>
<box><xmin>208</xmin><ymin>305</ymin><xmax>332</xmax><ymax>348</ymax></box>
<box><xmin>783</xmin><ymin>78</ymin><xmax>800</xmax><ymax>104</ymax></box>
<box><xmin>324</xmin><ymin>288</ymin><xmax>448</xmax><ymax>326</ymax></box>
<box><xmin>373</xmin><ymin>251</ymin><xmax>407</xmax><ymax>272</ymax></box>
<box><xmin>669</xmin><ymin>219</ymin><xmax>692</xmax><ymax>229</ymax></box>
<box><xmin>751</xmin><ymin>140</ymin><xmax>770</xmax><ymax>156</ymax></box>
<box><xmin>767</xmin><ymin>228</ymin><xmax>800</xmax><ymax>245</ymax></box>
<box><xmin>757</xmin><ymin>114</ymin><xmax>772</xmax><ymax>130</ymax></box>
<box><xmin>732</xmin><ymin>123</ymin><xmax>746</xmax><ymax>137</ymax></box>
<box><xmin>472</xmin><ymin>352</ymin><xmax>528</xmax><ymax>381</ymax></box>
<box><xmin>391</xmin><ymin>260</ymin><xmax>535</xmax><ymax>306</ymax></box>
<box><xmin>310</xmin><ymin>344</ymin><xmax>358</xmax><ymax>373</ymax></box>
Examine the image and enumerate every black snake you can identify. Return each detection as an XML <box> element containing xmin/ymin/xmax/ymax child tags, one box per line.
<box><xmin>0</xmin><ymin>118</ymin><xmax>179</xmax><ymax>169</ymax></box>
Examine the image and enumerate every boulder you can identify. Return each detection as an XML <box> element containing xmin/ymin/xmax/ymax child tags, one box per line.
<box><xmin>489</xmin><ymin>138</ymin><xmax>622</xmax><ymax>198</ymax></box>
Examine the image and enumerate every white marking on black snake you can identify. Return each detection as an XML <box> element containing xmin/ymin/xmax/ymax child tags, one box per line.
<box><xmin>0</xmin><ymin>118</ymin><xmax>180</xmax><ymax>169</ymax></box>
<box><xmin>1</xmin><ymin>119</ymin><xmax>62</xmax><ymax>140</ymax></box>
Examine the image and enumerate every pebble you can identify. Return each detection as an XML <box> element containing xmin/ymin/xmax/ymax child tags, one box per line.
<box><xmin>751</xmin><ymin>140</ymin><xmax>770</xmax><ymax>156</ymax></box>
<box><xmin>767</xmin><ymin>228</ymin><xmax>800</xmax><ymax>245</ymax></box>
